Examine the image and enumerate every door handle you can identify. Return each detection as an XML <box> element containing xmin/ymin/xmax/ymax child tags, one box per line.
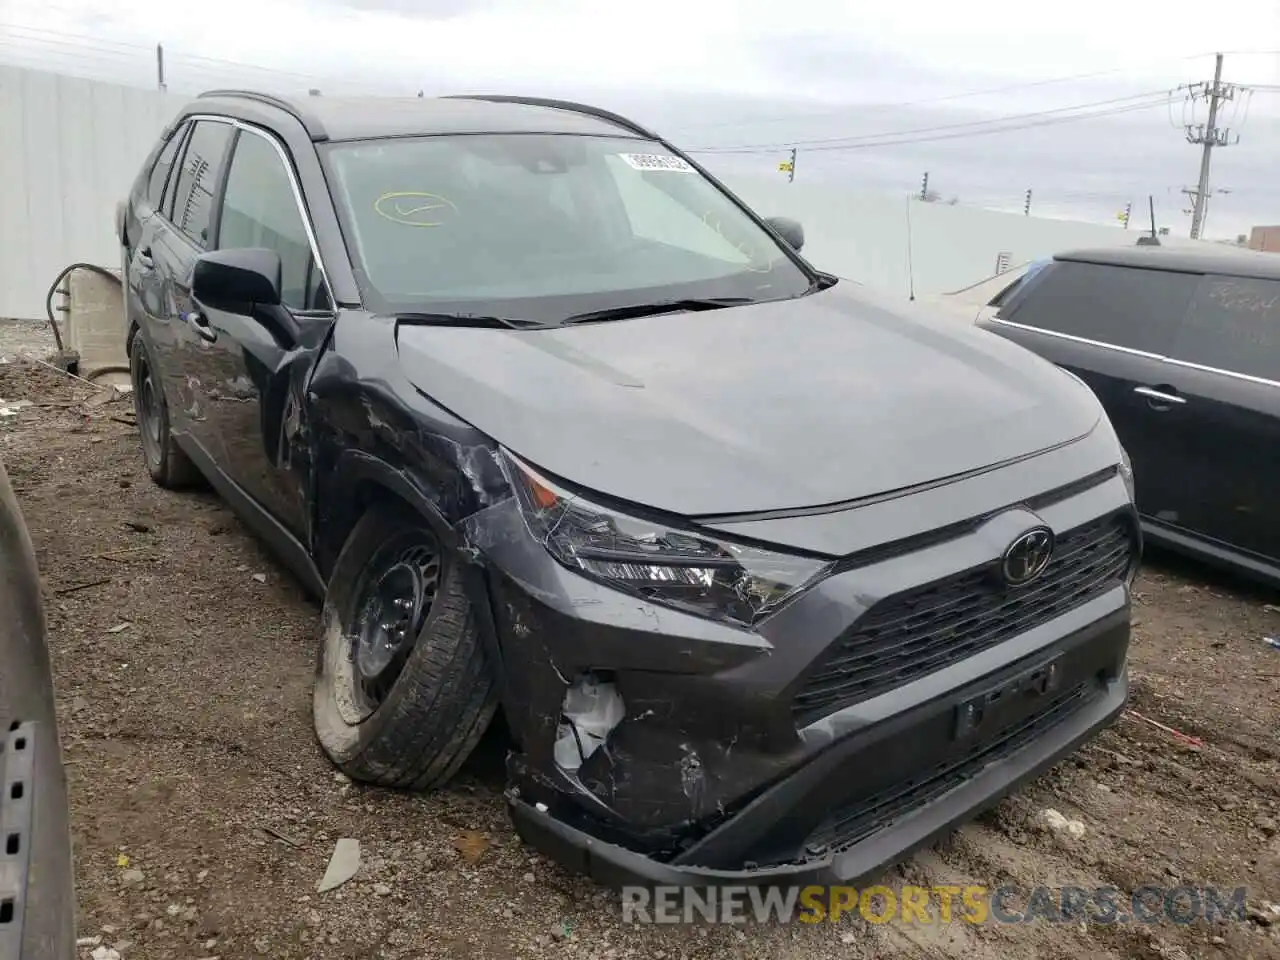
<box><xmin>187</xmin><ymin>310</ymin><xmax>217</xmax><ymax>343</ymax></box>
<box><xmin>1133</xmin><ymin>385</ymin><xmax>1185</xmax><ymax>406</ymax></box>
<box><xmin>136</xmin><ymin>246</ymin><xmax>154</xmax><ymax>269</ymax></box>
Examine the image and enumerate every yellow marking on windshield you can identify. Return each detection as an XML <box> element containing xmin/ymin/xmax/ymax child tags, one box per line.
<box><xmin>374</xmin><ymin>191</ymin><xmax>458</xmax><ymax>227</ymax></box>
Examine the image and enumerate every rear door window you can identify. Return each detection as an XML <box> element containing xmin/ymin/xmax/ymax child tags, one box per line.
<box><xmin>1169</xmin><ymin>274</ymin><xmax>1280</xmax><ymax>381</ymax></box>
<box><xmin>168</xmin><ymin>120</ymin><xmax>235</xmax><ymax>249</ymax></box>
<box><xmin>1001</xmin><ymin>261</ymin><xmax>1197</xmax><ymax>355</ymax></box>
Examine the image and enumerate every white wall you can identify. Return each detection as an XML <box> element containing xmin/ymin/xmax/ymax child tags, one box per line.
<box><xmin>0</xmin><ymin>66</ymin><xmax>179</xmax><ymax>320</ymax></box>
<box><xmin>719</xmin><ymin>174</ymin><xmax>1210</xmax><ymax>300</ymax></box>
<box><xmin>0</xmin><ymin>65</ymin><xmax>1214</xmax><ymax>320</ymax></box>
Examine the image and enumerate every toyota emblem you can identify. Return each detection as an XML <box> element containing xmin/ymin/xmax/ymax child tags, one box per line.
<box><xmin>1001</xmin><ymin>527</ymin><xmax>1055</xmax><ymax>586</ymax></box>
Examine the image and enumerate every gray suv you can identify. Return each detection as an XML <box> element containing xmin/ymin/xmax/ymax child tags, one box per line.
<box><xmin>117</xmin><ymin>89</ymin><xmax>1139</xmax><ymax>886</ymax></box>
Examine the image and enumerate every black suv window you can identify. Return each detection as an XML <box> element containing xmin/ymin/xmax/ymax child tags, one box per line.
<box><xmin>146</xmin><ymin>122</ymin><xmax>188</xmax><ymax>211</ymax></box>
<box><xmin>1170</xmin><ymin>274</ymin><xmax>1280</xmax><ymax>381</ymax></box>
<box><xmin>169</xmin><ymin>120</ymin><xmax>234</xmax><ymax>249</ymax></box>
<box><xmin>217</xmin><ymin>130</ymin><xmax>326</xmax><ymax>310</ymax></box>
<box><xmin>1001</xmin><ymin>261</ymin><xmax>1198</xmax><ymax>355</ymax></box>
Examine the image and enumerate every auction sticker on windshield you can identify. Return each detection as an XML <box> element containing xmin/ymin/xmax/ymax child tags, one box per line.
<box><xmin>619</xmin><ymin>153</ymin><xmax>694</xmax><ymax>173</ymax></box>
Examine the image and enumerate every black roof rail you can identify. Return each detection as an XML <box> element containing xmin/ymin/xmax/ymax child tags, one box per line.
<box><xmin>442</xmin><ymin>94</ymin><xmax>660</xmax><ymax>141</ymax></box>
<box><xmin>196</xmin><ymin>89</ymin><xmax>329</xmax><ymax>140</ymax></box>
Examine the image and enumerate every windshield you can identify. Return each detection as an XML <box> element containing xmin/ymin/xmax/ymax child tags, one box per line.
<box><xmin>321</xmin><ymin>134</ymin><xmax>814</xmax><ymax>323</ymax></box>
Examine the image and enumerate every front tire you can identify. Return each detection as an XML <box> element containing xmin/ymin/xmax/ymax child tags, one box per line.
<box><xmin>313</xmin><ymin>503</ymin><xmax>498</xmax><ymax>790</ymax></box>
<box><xmin>129</xmin><ymin>333</ymin><xmax>200</xmax><ymax>489</ymax></box>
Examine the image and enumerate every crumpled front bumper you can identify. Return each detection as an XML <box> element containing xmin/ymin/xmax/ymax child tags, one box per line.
<box><xmin>508</xmin><ymin>662</ymin><xmax>1126</xmax><ymax>888</ymax></box>
<box><xmin>460</xmin><ymin>456</ymin><xmax>1135</xmax><ymax>885</ymax></box>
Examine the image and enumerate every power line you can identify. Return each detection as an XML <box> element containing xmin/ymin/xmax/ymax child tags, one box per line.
<box><xmin>670</xmin><ymin>50</ymin><xmax>1280</xmax><ymax>134</ymax></box>
<box><xmin>687</xmin><ymin>94</ymin><xmax>1173</xmax><ymax>155</ymax></box>
<box><xmin>0</xmin><ymin>23</ymin><xmax>397</xmax><ymax>93</ymax></box>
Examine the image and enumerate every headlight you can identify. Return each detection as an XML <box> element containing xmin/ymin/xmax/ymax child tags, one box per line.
<box><xmin>1118</xmin><ymin>446</ymin><xmax>1135</xmax><ymax>503</ymax></box>
<box><xmin>502</xmin><ymin>451</ymin><xmax>833</xmax><ymax>627</ymax></box>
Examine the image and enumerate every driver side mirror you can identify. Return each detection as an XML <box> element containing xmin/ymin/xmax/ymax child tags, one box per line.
<box><xmin>192</xmin><ymin>248</ymin><xmax>282</xmax><ymax>310</ymax></box>
<box><xmin>765</xmin><ymin>216</ymin><xmax>804</xmax><ymax>252</ymax></box>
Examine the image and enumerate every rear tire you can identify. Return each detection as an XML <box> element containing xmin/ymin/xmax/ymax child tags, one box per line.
<box><xmin>313</xmin><ymin>503</ymin><xmax>498</xmax><ymax>790</ymax></box>
<box><xmin>129</xmin><ymin>334</ymin><xmax>201</xmax><ymax>489</ymax></box>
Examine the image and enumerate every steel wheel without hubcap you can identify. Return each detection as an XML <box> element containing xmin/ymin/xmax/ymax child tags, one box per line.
<box><xmin>313</xmin><ymin>503</ymin><xmax>498</xmax><ymax>790</ymax></box>
<box><xmin>344</xmin><ymin>535</ymin><xmax>441</xmax><ymax>723</ymax></box>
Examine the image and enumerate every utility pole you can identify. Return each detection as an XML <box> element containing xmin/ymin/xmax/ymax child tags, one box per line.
<box><xmin>156</xmin><ymin>43</ymin><xmax>166</xmax><ymax>93</ymax></box>
<box><xmin>920</xmin><ymin>171</ymin><xmax>929</xmax><ymax>201</ymax></box>
<box><xmin>1185</xmin><ymin>53</ymin><xmax>1240</xmax><ymax>239</ymax></box>
<box><xmin>1023</xmin><ymin>189</ymin><xmax>1032</xmax><ymax>216</ymax></box>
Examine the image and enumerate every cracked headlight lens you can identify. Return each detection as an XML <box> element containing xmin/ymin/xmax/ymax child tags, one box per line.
<box><xmin>502</xmin><ymin>450</ymin><xmax>833</xmax><ymax>627</ymax></box>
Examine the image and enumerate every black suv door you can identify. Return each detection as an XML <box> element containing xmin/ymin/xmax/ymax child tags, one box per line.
<box><xmin>191</xmin><ymin>125</ymin><xmax>335</xmax><ymax>541</ymax></box>
<box><xmin>134</xmin><ymin>118</ymin><xmax>237</xmax><ymax>463</ymax></box>
<box><xmin>983</xmin><ymin>259</ymin><xmax>1199</xmax><ymax>524</ymax></box>
<box><xmin>1158</xmin><ymin>273</ymin><xmax>1280</xmax><ymax>564</ymax></box>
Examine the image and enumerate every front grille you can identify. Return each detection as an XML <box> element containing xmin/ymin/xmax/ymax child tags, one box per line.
<box><xmin>806</xmin><ymin>681</ymin><xmax>1094</xmax><ymax>853</ymax></box>
<box><xmin>793</xmin><ymin>513</ymin><xmax>1133</xmax><ymax>723</ymax></box>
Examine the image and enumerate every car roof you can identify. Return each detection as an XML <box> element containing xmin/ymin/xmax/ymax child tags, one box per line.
<box><xmin>1054</xmin><ymin>244</ymin><xmax>1280</xmax><ymax>282</ymax></box>
<box><xmin>190</xmin><ymin>90</ymin><xmax>654</xmax><ymax>143</ymax></box>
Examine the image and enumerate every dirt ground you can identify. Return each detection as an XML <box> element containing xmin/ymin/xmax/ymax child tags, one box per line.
<box><xmin>1</xmin><ymin>325</ymin><xmax>1278</xmax><ymax>960</ymax></box>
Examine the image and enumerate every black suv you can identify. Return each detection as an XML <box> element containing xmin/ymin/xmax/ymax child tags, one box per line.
<box><xmin>117</xmin><ymin>90</ymin><xmax>1138</xmax><ymax>887</ymax></box>
<box><xmin>978</xmin><ymin>246</ymin><xmax>1280</xmax><ymax>587</ymax></box>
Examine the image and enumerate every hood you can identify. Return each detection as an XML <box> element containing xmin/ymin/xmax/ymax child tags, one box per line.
<box><xmin>394</xmin><ymin>284</ymin><xmax>1101</xmax><ymax>517</ymax></box>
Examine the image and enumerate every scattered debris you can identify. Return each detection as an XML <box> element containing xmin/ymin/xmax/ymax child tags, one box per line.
<box><xmin>373</xmin><ymin>883</ymin><xmax>392</xmax><ymax>897</ymax></box>
<box><xmin>251</xmin><ymin>572</ymin><xmax>267</xmax><ymax>583</ymax></box>
<box><xmin>90</xmin><ymin>946</ymin><xmax>121</xmax><ymax>960</ymax></box>
<box><xmin>120</xmin><ymin>868</ymin><xmax>145</xmax><ymax>885</ymax></box>
<box><xmin>54</xmin><ymin>577</ymin><xmax>111</xmax><ymax>596</ymax></box>
<box><xmin>106</xmin><ymin>623</ymin><xmax>131</xmax><ymax>634</ymax></box>
<box><xmin>122</xmin><ymin>520</ymin><xmax>151</xmax><ymax>533</ymax></box>
<box><xmin>0</xmin><ymin>399</ymin><xmax>33</xmax><ymax>417</ymax></box>
<box><xmin>260</xmin><ymin>824</ymin><xmax>304</xmax><ymax>849</ymax></box>
<box><xmin>76</xmin><ymin>935</ymin><xmax>103</xmax><ymax>947</ymax></box>
<box><xmin>316</xmin><ymin>838</ymin><xmax>360</xmax><ymax>893</ymax></box>
<box><xmin>453</xmin><ymin>830</ymin><xmax>490</xmax><ymax>864</ymax></box>
<box><xmin>1247</xmin><ymin>901</ymin><xmax>1280</xmax><ymax>926</ymax></box>
<box><xmin>1263</xmin><ymin>636</ymin><xmax>1280</xmax><ymax>652</ymax></box>
<box><xmin>1123</xmin><ymin>710</ymin><xmax>1204</xmax><ymax>746</ymax></box>
<box><xmin>1036</xmin><ymin>808</ymin><xmax>1086</xmax><ymax>839</ymax></box>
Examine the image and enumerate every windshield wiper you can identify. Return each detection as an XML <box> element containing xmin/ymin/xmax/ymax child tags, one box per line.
<box><xmin>562</xmin><ymin>297</ymin><xmax>755</xmax><ymax>325</ymax></box>
<box><xmin>394</xmin><ymin>311</ymin><xmax>544</xmax><ymax>330</ymax></box>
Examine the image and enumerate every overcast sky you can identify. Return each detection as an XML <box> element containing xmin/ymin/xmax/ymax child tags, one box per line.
<box><xmin>2</xmin><ymin>0</ymin><xmax>1278</xmax><ymax>236</ymax></box>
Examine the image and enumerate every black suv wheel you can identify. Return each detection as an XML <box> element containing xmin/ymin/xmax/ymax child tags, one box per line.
<box><xmin>129</xmin><ymin>334</ymin><xmax>201</xmax><ymax>489</ymax></box>
<box><xmin>313</xmin><ymin>503</ymin><xmax>498</xmax><ymax>789</ymax></box>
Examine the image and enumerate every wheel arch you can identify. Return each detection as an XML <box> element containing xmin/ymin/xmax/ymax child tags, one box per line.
<box><xmin>316</xmin><ymin>449</ymin><xmax>458</xmax><ymax>581</ymax></box>
<box><xmin>315</xmin><ymin>449</ymin><xmax>512</xmax><ymax>726</ymax></box>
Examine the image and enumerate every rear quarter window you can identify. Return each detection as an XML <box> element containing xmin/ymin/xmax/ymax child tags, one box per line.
<box><xmin>1001</xmin><ymin>261</ymin><xmax>1198</xmax><ymax>355</ymax></box>
<box><xmin>1170</xmin><ymin>274</ymin><xmax>1280</xmax><ymax>381</ymax></box>
<box><xmin>145</xmin><ymin>122</ymin><xmax>189</xmax><ymax>211</ymax></box>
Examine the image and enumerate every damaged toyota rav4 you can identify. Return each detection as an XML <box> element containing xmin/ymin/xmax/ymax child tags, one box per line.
<box><xmin>118</xmin><ymin>89</ymin><xmax>1139</xmax><ymax>887</ymax></box>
